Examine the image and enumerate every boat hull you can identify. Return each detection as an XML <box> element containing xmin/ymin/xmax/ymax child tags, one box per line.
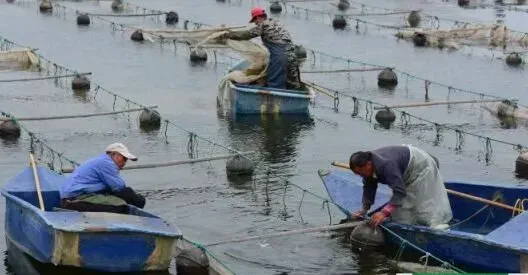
<box><xmin>4</xmin><ymin>189</ymin><xmax>177</xmax><ymax>272</ymax></box>
<box><xmin>384</xmin><ymin>224</ymin><xmax>527</xmax><ymax>272</ymax></box>
<box><xmin>318</xmin><ymin>168</ymin><xmax>528</xmax><ymax>273</ymax></box>
<box><xmin>227</xmin><ymin>83</ymin><xmax>313</xmax><ymax>115</ymax></box>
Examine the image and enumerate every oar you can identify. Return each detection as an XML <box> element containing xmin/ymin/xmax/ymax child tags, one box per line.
<box><xmin>29</xmin><ymin>153</ymin><xmax>45</xmax><ymax>211</ymax></box>
<box><xmin>331</xmin><ymin>161</ymin><xmax>524</xmax><ymax>213</ymax></box>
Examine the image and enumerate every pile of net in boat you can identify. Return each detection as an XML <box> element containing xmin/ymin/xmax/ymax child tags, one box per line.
<box><xmin>395</xmin><ymin>22</ymin><xmax>528</xmax><ymax>50</ymax></box>
<box><xmin>0</xmin><ymin>49</ymin><xmax>40</xmax><ymax>71</ymax></box>
<box><xmin>135</xmin><ymin>25</ymin><xmax>270</xmax><ymax>106</ymax></box>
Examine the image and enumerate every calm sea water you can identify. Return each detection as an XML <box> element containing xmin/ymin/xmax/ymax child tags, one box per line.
<box><xmin>0</xmin><ymin>0</ymin><xmax>527</xmax><ymax>274</ymax></box>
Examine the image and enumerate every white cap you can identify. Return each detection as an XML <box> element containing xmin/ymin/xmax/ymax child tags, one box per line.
<box><xmin>105</xmin><ymin>142</ymin><xmax>138</xmax><ymax>161</ymax></box>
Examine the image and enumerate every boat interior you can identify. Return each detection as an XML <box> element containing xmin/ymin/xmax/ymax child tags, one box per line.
<box><xmin>2</xmin><ymin>166</ymin><xmax>158</xmax><ymax>218</ymax></box>
<box><xmin>228</xmin><ymin>60</ymin><xmax>311</xmax><ymax>94</ymax></box>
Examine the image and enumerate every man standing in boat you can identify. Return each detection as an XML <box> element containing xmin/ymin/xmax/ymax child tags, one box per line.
<box><xmin>221</xmin><ymin>6</ymin><xmax>302</xmax><ymax>90</ymax></box>
<box><xmin>59</xmin><ymin>142</ymin><xmax>146</xmax><ymax>214</ymax></box>
<box><xmin>348</xmin><ymin>145</ymin><xmax>453</xmax><ymax>228</ymax></box>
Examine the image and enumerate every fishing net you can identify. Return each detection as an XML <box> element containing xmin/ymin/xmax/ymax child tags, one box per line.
<box><xmin>395</xmin><ymin>23</ymin><xmax>526</xmax><ymax>50</ymax></box>
<box><xmin>136</xmin><ymin>25</ymin><xmax>270</xmax><ymax>108</ymax></box>
<box><xmin>0</xmin><ymin>49</ymin><xmax>40</xmax><ymax>71</ymax></box>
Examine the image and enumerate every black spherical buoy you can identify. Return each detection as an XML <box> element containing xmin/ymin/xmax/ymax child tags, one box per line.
<box><xmin>337</xmin><ymin>0</ymin><xmax>350</xmax><ymax>11</ymax></box>
<box><xmin>412</xmin><ymin>32</ymin><xmax>427</xmax><ymax>47</ymax></box>
<box><xmin>407</xmin><ymin>10</ymin><xmax>421</xmax><ymax>28</ymax></box>
<box><xmin>506</xmin><ymin>53</ymin><xmax>523</xmax><ymax>67</ymax></box>
<box><xmin>375</xmin><ymin>108</ymin><xmax>396</xmax><ymax>129</ymax></box>
<box><xmin>458</xmin><ymin>0</ymin><xmax>470</xmax><ymax>6</ymax></box>
<box><xmin>295</xmin><ymin>44</ymin><xmax>307</xmax><ymax>60</ymax></box>
<box><xmin>270</xmin><ymin>1</ymin><xmax>282</xmax><ymax>14</ymax></box>
<box><xmin>377</xmin><ymin>68</ymin><xmax>398</xmax><ymax>88</ymax></box>
<box><xmin>165</xmin><ymin>11</ymin><xmax>179</xmax><ymax>25</ymax></box>
<box><xmin>139</xmin><ymin>109</ymin><xmax>161</xmax><ymax>129</ymax></box>
<box><xmin>111</xmin><ymin>0</ymin><xmax>123</xmax><ymax>12</ymax></box>
<box><xmin>76</xmin><ymin>14</ymin><xmax>90</xmax><ymax>26</ymax></box>
<box><xmin>515</xmin><ymin>152</ymin><xmax>528</xmax><ymax>179</ymax></box>
<box><xmin>350</xmin><ymin>222</ymin><xmax>385</xmax><ymax>248</ymax></box>
<box><xmin>39</xmin><ymin>1</ymin><xmax>52</xmax><ymax>13</ymax></box>
<box><xmin>332</xmin><ymin>15</ymin><xmax>347</xmax><ymax>30</ymax></box>
<box><xmin>175</xmin><ymin>248</ymin><xmax>209</xmax><ymax>275</ymax></box>
<box><xmin>71</xmin><ymin>75</ymin><xmax>90</xmax><ymax>91</ymax></box>
<box><xmin>190</xmin><ymin>48</ymin><xmax>208</xmax><ymax>63</ymax></box>
<box><xmin>130</xmin><ymin>30</ymin><xmax>144</xmax><ymax>42</ymax></box>
<box><xmin>0</xmin><ymin>121</ymin><xmax>21</xmax><ymax>140</ymax></box>
<box><xmin>226</xmin><ymin>155</ymin><xmax>254</xmax><ymax>177</ymax></box>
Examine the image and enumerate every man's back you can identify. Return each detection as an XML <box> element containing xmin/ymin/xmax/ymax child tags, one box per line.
<box><xmin>60</xmin><ymin>153</ymin><xmax>125</xmax><ymax>199</ymax></box>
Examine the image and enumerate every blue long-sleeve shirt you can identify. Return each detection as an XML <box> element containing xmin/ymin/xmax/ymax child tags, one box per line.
<box><xmin>60</xmin><ymin>153</ymin><xmax>127</xmax><ymax>199</ymax></box>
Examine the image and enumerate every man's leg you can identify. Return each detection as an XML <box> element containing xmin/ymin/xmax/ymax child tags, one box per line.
<box><xmin>60</xmin><ymin>193</ymin><xmax>129</xmax><ymax>214</ymax></box>
<box><xmin>113</xmin><ymin>187</ymin><xmax>146</xmax><ymax>209</ymax></box>
<box><xmin>60</xmin><ymin>200</ymin><xmax>128</xmax><ymax>214</ymax></box>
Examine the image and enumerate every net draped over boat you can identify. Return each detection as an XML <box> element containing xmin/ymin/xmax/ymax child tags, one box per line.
<box><xmin>137</xmin><ymin>26</ymin><xmax>270</xmax><ymax>107</ymax></box>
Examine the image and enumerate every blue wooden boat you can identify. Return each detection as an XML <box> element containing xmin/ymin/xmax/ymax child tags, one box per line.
<box><xmin>1</xmin><ymin>165</ymin><xmax>182</xmax><ymax>273</ymax></box>
<box><xmin>318</xmin><ymin>168</ymin><xmax>528</xmax><ymax>273</ymax></box>
<box><xmin>218</xmin><ymin>60</ymin><xmax>315</xmax><ymax>115</ymax></box>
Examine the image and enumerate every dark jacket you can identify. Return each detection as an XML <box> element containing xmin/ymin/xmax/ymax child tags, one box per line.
<box><xmin>362</xmin><ymin>145</ymin><xmax>410</xmax><ymax>210</ymax></box>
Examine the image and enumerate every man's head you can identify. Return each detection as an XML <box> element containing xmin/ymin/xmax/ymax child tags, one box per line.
<box><xmin>105</xmin><ymin>142</ymin><xmax>137</xmax><ymax>169</ymax></box>
<box><xmin>349</xmin><ymin>151</ymin><xmax>374</xmax><ymax>178</ymax></box>
<box><xmin>250</xmin><ymin>7</ymin><xmax>267</xmax><ymax>24</ymax></box>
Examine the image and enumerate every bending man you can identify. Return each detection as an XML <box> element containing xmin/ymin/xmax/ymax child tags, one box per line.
<box><xmin>59</xmin><ymin>143</ymin><xmax>146</xmax><ymax>214</ymax></box>
<box><xmin>223</xmin><ymin>7</ymin><xmax>302</xmax><ymax>90</ymax></box>
<box><xmin>349</xmin><ymin>145</ymin><xmax>452</xmax><ymax>228</ymax></box>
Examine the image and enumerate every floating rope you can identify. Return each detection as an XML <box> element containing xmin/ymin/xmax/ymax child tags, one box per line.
<box><xmin>308</xmin><ymin>82</ymin><xmax>528</xmax><ymax>165</ymax></box>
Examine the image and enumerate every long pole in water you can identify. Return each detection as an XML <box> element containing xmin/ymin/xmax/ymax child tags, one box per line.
<box><xmin>60</xmin><ymin>151</ymin><xmax>255</xmax><ymax>173</ymax></box>
<box><xmin>205</xmin><ymin>221</ymin><xmax>362</xmax><ymax>247</ymax></box>
<box><xmin>0</xmin><ymin>106</ymin><xmax>158</xmax><ymax>122</ymax></box>
<box><xmin>373</xmin><ymin>98</ymin><xmax>517</xmax><ymax>110</ymax></box>
<box><xmin>29</xmin><ymin>153</ymin><xmax>45</xmax><ymax>211</ymax></box>
<box><xmin>331</xmin><ymin>161</ymin><xmax>524</xmax><ymax>213</ymax></box>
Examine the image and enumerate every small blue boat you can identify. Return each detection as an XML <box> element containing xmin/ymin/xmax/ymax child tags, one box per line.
<box><xmin>218</xmin><ymin>60</ymin><xmax>315</xmax><ymax>115</ymax></box>
<box><xmin>1</xmin><ymin>165</ymin><xmax>182</xmax><ymax>273</ymax></box>
<box><xmin>318</xmin><ymin>168</ymin><xmax>528</xmax><ymax>273</ymax></box>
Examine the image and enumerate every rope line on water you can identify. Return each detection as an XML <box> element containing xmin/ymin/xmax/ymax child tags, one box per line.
<box><xmin>308</xmin><ymin>82</ymin><xmax>528</xmax><ymax>161</ymax></box>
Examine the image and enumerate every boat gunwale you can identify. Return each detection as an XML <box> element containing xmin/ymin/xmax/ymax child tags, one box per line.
<box><xmin>228</xmin><ymin>81</ymin><xmax>315</xmax><ymax>99</ymax></box>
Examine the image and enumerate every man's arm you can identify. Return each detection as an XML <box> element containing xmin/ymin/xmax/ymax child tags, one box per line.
<box><xmin>362</xmin><ymin>177</ymin><xmax>378</xmax><ymax>211</ymax></box>
<box><xmin>98</xmin><ymin>163</ymin><xmax>126</xmax><ymax>193</ymax></box>
<box><xmin>226</xmin><ymin>25</ymin><xmax>262</xmax><ymax>40</ymax></box>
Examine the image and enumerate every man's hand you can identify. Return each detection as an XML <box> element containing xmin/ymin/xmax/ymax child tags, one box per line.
<box><xmin>352</xmin><ymin>209</ymin><xmax>367</xmax><ymax>218</ymax></box>
<box><xmin>369</xmin><ymin>211</ymin><xmax>387</xmax><ymax>227</ymax></box>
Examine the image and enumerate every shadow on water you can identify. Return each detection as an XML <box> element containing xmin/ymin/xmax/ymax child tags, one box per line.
<box><xmin>225</xmin><ymin>114</ymin><xmax>315</xmax><ymax>165</ymax></box>
<box><xmin>4</xmin><ymin>239</ymin><xmax>170</xmax><ymax>275</ymax></box>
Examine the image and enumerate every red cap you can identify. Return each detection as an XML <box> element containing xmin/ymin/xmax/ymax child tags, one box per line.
<box><xmin>250</xmin><ymin>7</ymin><xmax>266</xmax><ymax>23</ymax></box>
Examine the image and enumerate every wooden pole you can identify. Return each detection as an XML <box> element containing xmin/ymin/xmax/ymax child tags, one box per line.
<box><xmin>301</xmin><ymin>68</ymin><xmax>390</xmax><ymax>74</ymax></box>
<box><xmin>303</xmin><ymin>81</ymin><xmax>336</xmax><ymax>99</ymax></box>
<box><xmin>29</xmin><ymin>153</ymin><xmax>45</xmax><ymax>211</ymax></box>
<box><xmin>60</xmin><ymin>152</ymin><xmax>255</xmax><ymax>173</ymax></box>
<box><xmin>205</xmin><ymin>221</ymin><xmax>362</xmax><ymax>247</ymax></box>
<box><xmin>0</xmin><ymin>72</ymin><xmax>92</xmax><ymax>83</ymax></box>
<box><xmin>331</xmin><ymin>161</ymin><xmax>524</xmax><ymax>213</ymax></box>
<box><xmin>0</xmin><ymin>106</ymin><xmax>158</xmax><ymax>122</ymax></box>
<box><xmin>373</xmin><ymin>99</ymin><xmax>517</xmax><ymax>110</ymax></box>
